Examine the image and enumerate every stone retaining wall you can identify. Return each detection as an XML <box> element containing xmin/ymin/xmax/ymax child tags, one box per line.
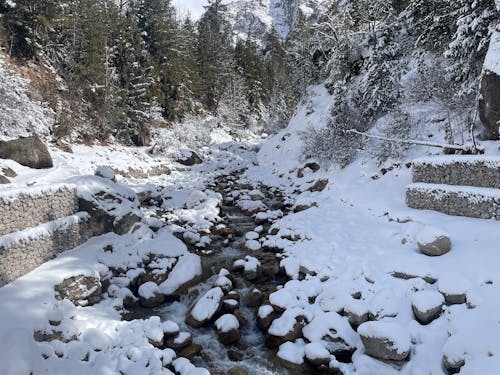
<box><xmin>0</xmin><ymin>214</ymin><xmax>91</xmax><ymax>287</ymax></box>
<box><xmin>412</xmin><ymin>157</ymin><xmax>500</xmax><ymax>189</ymax></box>
<box><xmin>406</xmin><ymin>184</ymin><xmax>500</xmax><ymax>220</ymax></box>
<box><xmin>0</xmin><ymin>186</ymin><xmax>78</xmax><ymax>236</ymax></box>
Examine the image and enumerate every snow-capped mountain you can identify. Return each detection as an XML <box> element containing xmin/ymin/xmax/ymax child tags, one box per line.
<box><xmin>226</xmin><ymin>0</ymin><xmax>329</xmax><ymax>42</ymax></box>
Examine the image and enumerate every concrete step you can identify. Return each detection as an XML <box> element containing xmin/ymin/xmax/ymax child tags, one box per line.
<box><xmin>0</xmin><ymin>184</ymin><xmax>79</xmax><ymax>236</ymax></box>
<box><xmin>0</xmin><ymin>212</ymin><xmax>90</xmax><ymax>287</ymax></box>
<box><xmin>406</xmin><ymin>183</ymin><xmax>500</xmax><ymax>220</ymax></box>
<box><xmin>412</xmin><ymin>156</ymin><xmax>500</xmax><ymax>189</ymax></box>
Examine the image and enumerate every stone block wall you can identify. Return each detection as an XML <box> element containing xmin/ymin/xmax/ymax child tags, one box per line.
<box><xmin>412</xmin><ymin>157</ymin><xmax>500</xmax><ymax>189</ymax></box>
<box><xmin>0</xmin><ymin>186</ymin><xmax>78</xmax><ymax>236</ymax></box>
<box><xmin>406</xmin><ymin>184</ymin><xmax>500</xmax><ymax>220</ymax></box>
<box><xmin>0</xmin><ymin>215</ymin><xmax>91</xmax><ymax>286</ymax></box>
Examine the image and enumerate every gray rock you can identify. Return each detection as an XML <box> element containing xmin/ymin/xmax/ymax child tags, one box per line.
<box><xmin>55</xmin><ymin>275</ymin><xmax>102</xmax><ymax>306</ymax></box>
<box><xmin>185</xmin><ymin>287</ymin><xmax>224</xmax><ymax>328</ymax></box>
<box><xmin>358</xmin><ymin>322</ymin><xmax>411</xmax><ymax>361</ymax></box>
<box><xmin>94</xmin><ymin>166</ymin><xmax>116</xmax><ymax>181</ymax></box>
<box><xmin>479</xmin><ymin>69</ymin><xmax>500</xmax><ymax>140</ymax></box>
<box><xmin>0</xmin><ymin>136</ymin><xmax>53</xmax><ymax>169</ymax></box>
<box><xmin>309</xmin><ymin>179</ymin><xmax>329</xmax><ymax>192</ymax></box>
<box><xmin>0</xmin><ymin>175</ymin><xmax>10</xmax><ymax>184</ymax></box>
<box><xmin>294</xmin><ymin>202</ymin><xmax>318</xmax><ymax>213</ymax></box>
<box><xmin>177</xmin><ymin>343</ymin><xmax>202</xmax><ymax>360</ymax></box>
<box><xmin>265</xmin><ymin>317</ymin><xmax>304</xmax><ymax>349</ymax></box>
<box><xmin>443</xmin><ymin>354</ymin><xmax>465</xmax><ymax>373</ymax></box>
<box><xmin>1</xmin><ymin>166</ymin><xmax>16</xmax><ymax>177</ymax></box>
<box><xmin>417</xmin><ymin>228</ymin><xmax>452</xmax><ymax>256</ymax></box>
<box><xmin>411</xmin><ymin>291</ymin><xmax>444</xmax><ymax>325</ymax></box>
<box><xmin>114</xmin><ymin>212</ymin><xmax>142</xmax><ymax>235</ymax></box>
<box><xmin>166</xmin><ymin>332</ymin><xmax>192</xmax><ymax>351</ymax></box>
<box><xmin>177</xmin><ymin>150</ymin><xmax>202</xmax><ymax>166</ymax></box>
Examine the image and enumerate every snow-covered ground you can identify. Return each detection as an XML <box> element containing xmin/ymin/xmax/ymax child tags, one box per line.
<box><xmin>1</xmin><ymin>83</ymin><xmax>499</xmax><ymax>374</ymax></box>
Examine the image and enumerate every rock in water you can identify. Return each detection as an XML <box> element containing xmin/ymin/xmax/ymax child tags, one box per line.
<box><xmin>138</xmin><ymin>282</ymin><xmax>165</xmax><ymax>308</ymax></box>
<box><xmin>0</xmin><ymin>136</ymin><xmax>53</xmax><ymax>169</ymax></box>
<box><xmin>358</xmin><ymin>321</ymin><xmax>411</xmax><ymax>361</ymax></box>
<box><xmin>215</xmin><ymin>314</ymin><xmax>240</xmax><ymax>345</ymax></box>
<box><xmin>416</xmin><ymin>226</ymin><xmax>451</xmax><ymax>256</ymax></box>
<box><xmin>186</xmin><ymin>287</ymin><xmax>224</xmax><ymax>328</ymax></box>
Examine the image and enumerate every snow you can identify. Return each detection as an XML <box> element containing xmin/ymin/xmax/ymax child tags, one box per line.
<box><xmin>190</xmin><ymin>287</ymin><xmax>224</xmax><ymax>322</ymax></box>
<box><xmin>304</xmin><ymin>342</ymin><xmax>330</xmax><ymax>360</ymax></box>
<box><xmin>159</xmin><ymin>253</ymin><xmax>202</xmax><ymax>295</ymax></box>
<box><xmin>484</xmin><ymin>28</ymin><xmax>500</xmax><ymax>74</ymax></box>
<box><xmin>411</xmin><ymin>290</ymin><xmax>445</xmax><ymax>312</ymax></box>
<box><xmin>413</xmin><ymin>155</ymin><xmax>500</xmax><ymax>168</ymax></box>
<box><xmin>244</xmin><ymin>239</ymin><xmax>261</xmax><ymax>251</ymax></box>
<box><xmin>408</xmin><ymin>182</ymin><xmax>500</xmax><ymax>201</ymax></box>
<box><xmin>94</xmin><ymin>165</ymin><xmax>116</xmax><ymax>180</ymax></box>
<box><xmin>214</xmin><ymin>314</ymin><xmax>239</xmax><ymax>332</ymax></box>
<box><xmin>138</xmin><ymin>281</ymin><xmax>160</xmax><ymax>299</ymax></box>
<box><xmin>416</xmin><ymin>225</ymin><xmax>450</xmax><ymax>246</ymax></box>
<box><xmin>0</xmin><ymin>212</ymin><xmax>88</xmax><ymax>249</ymax></box>
<box><xmin>258</xmin><ymin>305</ymin><xmax>274</xmax><ymax>319</ymax></box>
<box><xmin>358</xmin><ymin>321</ymin><xmax>412</xmax><ymax>354</ymax></box>
<box><xmin>438</xmin><ymin>273</ymin><xmax>471</xmax><ymax>296</ymax></box>
<box><xmin>245</xmin><ymin>231</ymin><xmax>259</xmax><ymax>240</ymax></box>
<box><xmin>277</xmin><ymin>339</ymin><xmax>306</xmax><ymax>365</ymax></box>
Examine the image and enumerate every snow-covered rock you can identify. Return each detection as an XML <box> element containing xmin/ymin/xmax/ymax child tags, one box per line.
<box><xmin>186</xmin><ymin>287</ymin><xmax>224</xmax><ymax>328</ymax></box>
<box><xmin>411</xmin><ymin>290</ymin><xmax>444</xmax><ymax>325</ymax></box>
<box><xmin>438</xmin><ymin>273</ymin><xmax>470</xmax><ymax>305</ymax></box>
<box><xmin>416</xmin><ymin>226</ymin><xmax>452</xmax><ymax>256</ymax></box>
<box><xmin>358</xmin><ymin>321</ymin><xmax>411</xmax><ymax>361</ymax></box>
<box><xmin>214</xmin><ymin>314</ymin><xmax>240</xmax><ymax>345</ymax></box>
<box><xmin>138</xmin><ymin>281</ymin><xmax>165</xmax><ymax>308</ymax></box>
<box><xmin>94</xmin><ymin>166</ymin><xmax>116</xmax><ymax>181</ymax></box>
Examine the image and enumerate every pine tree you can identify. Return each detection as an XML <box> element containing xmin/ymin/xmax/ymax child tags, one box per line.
<box><xmin>196</xmin><ymin>0</ymin><xmax>233</xmax><ymax>109</ymax></box>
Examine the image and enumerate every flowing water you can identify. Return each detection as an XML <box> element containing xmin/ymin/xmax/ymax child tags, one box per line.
<box><xmin>125</xmin><ymin>172</ymin><xmax>317</xmax><ymax>374</ymax></box>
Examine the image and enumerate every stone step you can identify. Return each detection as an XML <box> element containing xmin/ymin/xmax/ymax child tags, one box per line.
<box><xmin>412</xmin><ymin>156</ymin><xmax>500</xmax><ymax>189</ymax></box>
<box><xmin>0</xmin><ymin>212</ymin><xmax>90</xmax><ymax>287</ymax></box>
<box><xmin>0</xmin><ymin>184</ymin><xmax>78</xmax><ymax>236</ymax></box>
<box><xmin>406</xmin><ymin>183</ymin><xmax>500</xmax><ymax>220</ymax></box>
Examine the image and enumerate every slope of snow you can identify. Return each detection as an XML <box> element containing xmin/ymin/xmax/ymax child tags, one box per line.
<box><xmin>0</xmin><ymin>56</ymin><xmax>53</xmax><ymax>141</ymax></box>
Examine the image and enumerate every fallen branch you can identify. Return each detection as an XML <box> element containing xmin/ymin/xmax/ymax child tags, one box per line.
<box><xmin>347</xmin><ymin>129</ymin><xmax>483</xmax><ymax>153</ymax></box>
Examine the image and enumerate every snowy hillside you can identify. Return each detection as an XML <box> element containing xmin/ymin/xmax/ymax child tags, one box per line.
<box><xmin>0</xmin><ymin>56</ymin><xmax>53</xmax><ymax>140</ymax></box>
<box><xmin>227</xmin><ymin>0</ymin><xmax>329</xmax><ymax>42</ymax></box>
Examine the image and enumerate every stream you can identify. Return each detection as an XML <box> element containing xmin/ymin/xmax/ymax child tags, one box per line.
<box><xmin>124</xmin><ymin>170</ymin><xmax>318</xmax><ymax>374</ymax></box>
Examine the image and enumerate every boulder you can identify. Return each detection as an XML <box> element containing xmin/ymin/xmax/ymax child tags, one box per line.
<box><xmin>0</xmin><ymin>136</ymin><xmax>53</xmax><ymax>169</ymax></box>
<box><xmin>186</xmin><ymin>287</ymin><xmax>224</xmax><ymax>328</ymax></box>
<box><xmin>438</xmin><ymin>273</ymin><xmax>470</xmax><ymax>305</ymax></box>
<box><xmin>0</xmin><ymin>175</ymin><xmax>10</xmax><ymax>184</ymax></box>
<box><xmin>479</xmin><ymin>68</ymin><xmax>500</xmax><ymax>140</ymax></box>
<box><xmin>166</xmin><ymin>332</ymin><xmax>192</xmax><ymax>351</ymax></box>
<box><xmin>358</xmin><ymin>321</ymin><xmax>411</xmax><ymax>361</ymax></box>
<box><xmin>94</xmin><ymin>166</ymin><xmax>116</xmax><ymax>181</ymax></box>
<box><xmin>177</xmin><ymin>344</ymin><xmax>202</xmax><ymax>360</ymax></box>
<box><xmin>308</xmin><ymin>179</ymin><xmax>329</xmax><ymax>192</ymax></box>
<box><xmin>176</xmin><ymin>150</ymin><xmax>202</xmax><ymax>166</ymax></box>
<box><xmin>416</xmin><ymin>226</ymin><xmax>451</xmax><ymax>256</ymax></box>
<box><xmin>228</xmin><ymin>350</ymin><xmax>244</xmax><ymax>362</ymax></box>
<box><xmin>244</xmin><ymin>288</ymin><xmax>263</xmax><ymax>308</ymax></box>
<box><xmin>215</xmin><ymin>314</ymin><xmax>240</xmax><ymax>345</ymax></box>
<box><xmin>304</xmin><ymin>342</ymin><xmax>331</xmax><ymax>367</ymax></box>
<box><xmin>138</xmin><ymin>282</ymin><xmax>165</xmax><ymax>308</ymax></box>
<box><xmin>131</xmin><ymin>128</ymin><xmax>152</xmax><ymax>147</ymax></box>
<box><xmin>1</xmin><ymin>166</ymin><xmax>16</xmax><ymax>177</ymax></box>
<box><xmin>54</xmin><ymin>274</ymin><xmax>102</xmax><ymax>306</ymax></box>
<box><xmin>114</xmin><ymin>212</ymin><xmax>142</xmax><ymax>235</ymax></box>
<box><xmin>411</xmin><ymin>290</ymin><xmax>444</xmax><ymax>325</ymax></box>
